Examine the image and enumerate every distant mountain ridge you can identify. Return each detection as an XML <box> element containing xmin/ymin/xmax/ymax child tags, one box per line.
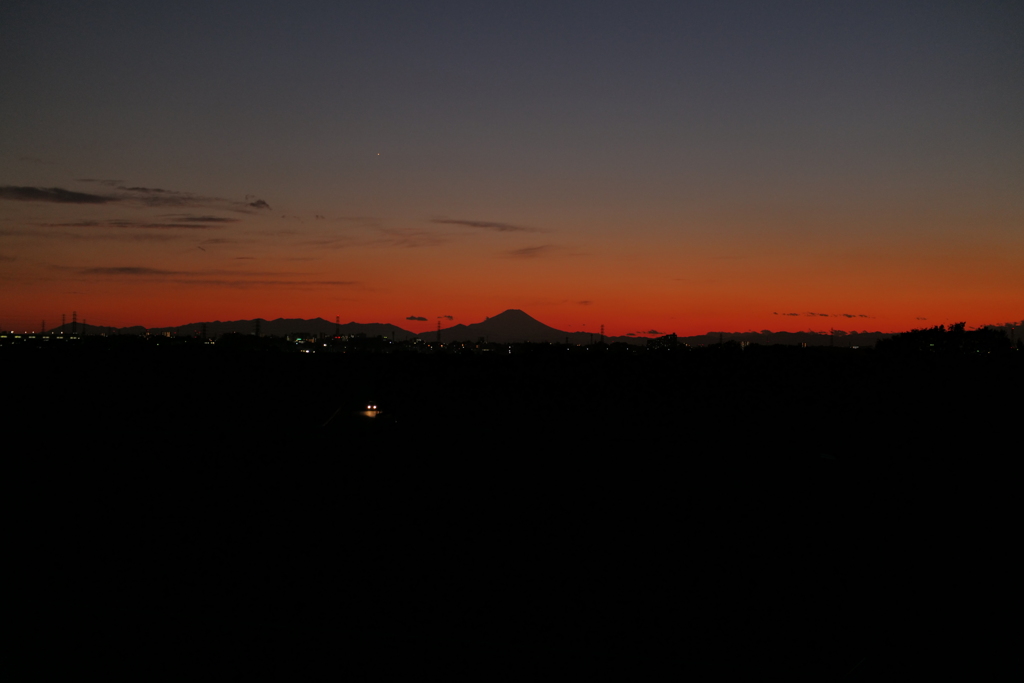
<box><xmin>49</xmin><ymin>317</ymin><xmax>414</xmax><ymax>340</ymax></box>
<box><xmin>433</xmin><ymin>310</ymin><xmax>896</xmax><ymax>346</ymax></box>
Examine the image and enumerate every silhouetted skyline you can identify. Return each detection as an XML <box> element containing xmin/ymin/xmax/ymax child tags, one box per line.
<box><xmin>9</xmin><ymin>306</ymin><xmax>1021</xmax><ymax>352</ymax></box>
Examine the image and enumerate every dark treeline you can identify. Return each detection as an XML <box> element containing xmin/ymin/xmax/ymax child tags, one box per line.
<box><xmin>7</xmin><ymin>335</ymin><xmax>1018</xmax><ymax>678</ymax></box>
<box><xmin>877</xmin><ymin>321</ymin><xmax>1017</xmax><ymax>354</ymax></box>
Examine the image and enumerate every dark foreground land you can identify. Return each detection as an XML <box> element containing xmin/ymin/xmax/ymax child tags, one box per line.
<box><xmin>7</xmin><ymin>335</ymin><xmax>1019</xmax><ymax>679</ymax></box>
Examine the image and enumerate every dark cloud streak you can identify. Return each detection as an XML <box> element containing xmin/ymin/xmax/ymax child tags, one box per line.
<box><xmin>66</xmin><ymin>265</ymin><xmax>358</xmax><ymax>289</ymax></box>
<box><xmin>165</xmin><ymin>215</ymin><xmax>240</xmax><ymax>223</ymax></box>
<box><xmin>80</xmin><ymin>267</ymin><xmax>180</xmax><ymax>276</ymax></box>
<box><xmin>74</xmin><ymin>180</ymin><xmax>272</xmax><ymax>212</ymax></box>
<box><xmin>432</xmin><ymin>219</ymin><xmax>541</xmax><ymax>233</ymax></box>
<box><xmin>0</xmin><ymin>186</ymin><xmax>113</xmax><ymax>204</ymax></box>
<box><xmin>1</xmin><ymin>228</ymin><xmax>178</xmax><ymax>242</ymax></box>
<box><xmin>43</xmin><ymin>219</ymin><xmax>222</xmax><ymax>230</ymax></box>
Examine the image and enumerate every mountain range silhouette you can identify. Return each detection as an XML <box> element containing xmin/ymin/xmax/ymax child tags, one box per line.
<box><xmin>43</xmin><ymin>308</ymin><xmax>901</xmax><ymax>346</ymax></box>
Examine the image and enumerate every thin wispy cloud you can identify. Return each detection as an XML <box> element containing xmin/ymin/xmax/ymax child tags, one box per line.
<box><xmin>298</xmin><ymin>220</ymin><xmax>455</xmax><ymax>250</ymax></box>
<box><xmin>178</xmin><ymin>279</ymin><xmax>355</xmax><ymax>288</ymax></box>
<box><xmin>774</xmin><ymin>312</ymin><xmax>872</xmax><ymax>318</ymax></box>
<box><xmin>335</xmin><ymin>216</ymin><xmax>381</xmax><ymax>227</ymax></box>
<box><xmin>301</xmin><ymin>235</ymin><xmax>367</xmax><ymax>249</ymax></box>
<box><xmin>200</xmin><ymin>238</ymin><xmax>248</xmax><ymax>245</ymax></box>
<box><xmin>64</xmin><ymin>265</ymin><xmax>358</xmax><ymax>289</ymax></box>
<box><xmin>374</xmin><ymin>228</ymin><xmax>449</xmax><ymax>248</ymax></box>
<box><xmin>432</xmin><ymin>218</ymin><xmax>542</xmax><ymax>233</ymax></box>
<box><xmin>506</xmin><ymin>245</ymin><xmax>554</xmax><ymax>258</ymax></box>
<box><xmin>76</xmin><ymin>179</ymin><xmax>122</xmax><ymax>186</ymax></box>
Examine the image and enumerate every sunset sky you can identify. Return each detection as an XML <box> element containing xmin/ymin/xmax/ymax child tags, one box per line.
<box><xmin>2</xmin><ymin>1</ymin><xmax>1021</xmax><ymax>336</ymax></box>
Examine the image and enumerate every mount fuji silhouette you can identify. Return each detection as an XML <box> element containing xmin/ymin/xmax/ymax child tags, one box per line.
<box><xmin>432</xmin><ymin>309</ymin><xmax>594</xmax><ymax>344</ymax></box>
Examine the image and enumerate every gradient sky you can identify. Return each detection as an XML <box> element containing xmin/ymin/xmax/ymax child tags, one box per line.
<box><xmin>2</xmin><ymin>0</ymin><xmax>1021</xmax><ymax>336</ymax></box>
